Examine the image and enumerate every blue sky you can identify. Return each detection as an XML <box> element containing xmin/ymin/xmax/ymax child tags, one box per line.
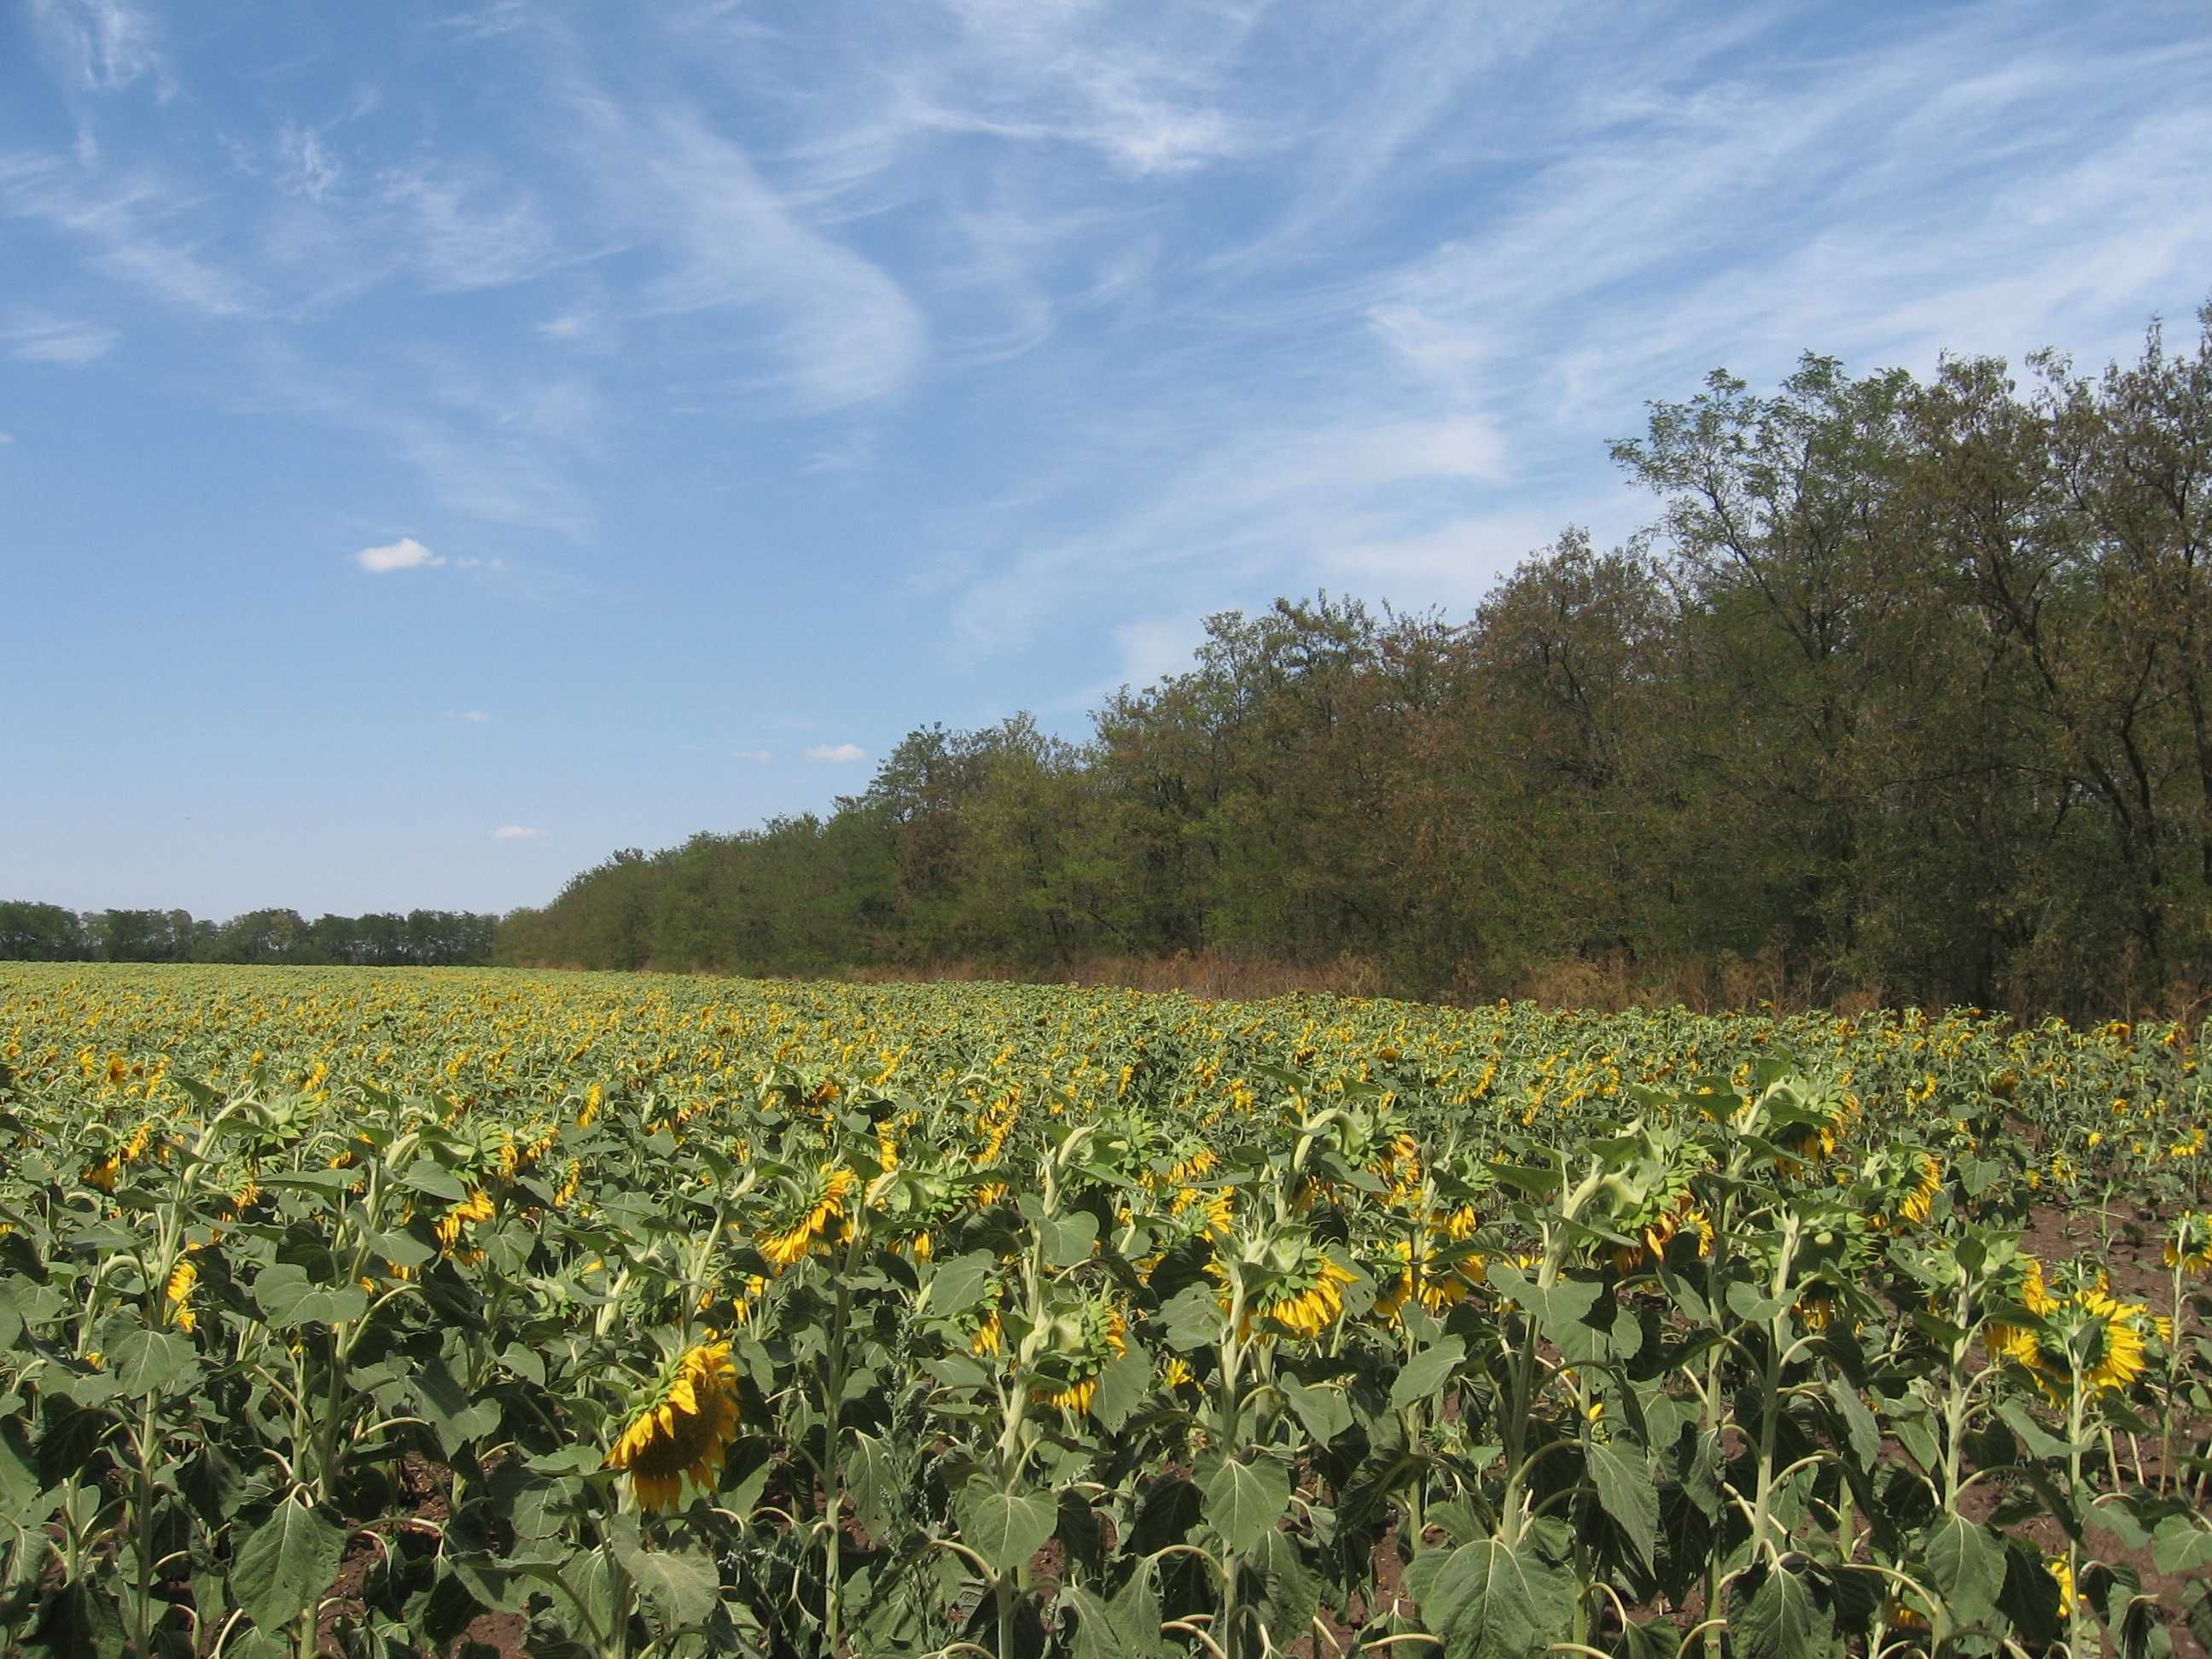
<box><xmin>5</xmin><ymin>0</ymin><xmax>2209</xmax><ymax>918</ymax></box>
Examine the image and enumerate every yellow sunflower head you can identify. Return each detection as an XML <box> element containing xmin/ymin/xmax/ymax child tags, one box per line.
<box><xmin>755</xmin><ymin>1163</ymin><xmax>857</xmax><ymax>1272</ymax></box>
<box><xmin>604</xmin><ymin>1339</ymin><xmax>743</xmax><ymax>1512</ymax></box>
<box><xmin>2165</xmin><ymin>1211</ymin><xmax>2212</xmax><ymax>1274</ymax></box>
<box><xmin>1247</xmin><ymin>1238</ymin><xmax>1356</xmax><ymax>1342</ymax></box>
<box><xmin>1028</xmin><ymin>1298</ymin><xmax>1127</xmax><ymax>1416</ymax></box>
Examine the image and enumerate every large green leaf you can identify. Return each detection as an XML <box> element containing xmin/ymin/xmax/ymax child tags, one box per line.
<box><xmin>1389</xmin><ymin>1336</ymin><xmax>1465</xmax><ymax>1410</ymax></box>
<box><xmin>233</xmin><ymin>1500</ymin><xmax>348</xmax><ymax>1635</ymax></box>
<box><xmin>1202</xmin><ymin>1454</ymin><xmax>1289</xmax><ymax>1555</ymax></box>
<box><xmin>100</xmin><ymin>1323</ymin><xmax>197</xmax><ymax>1399</ymax></box>
<box><xmin>956</xmin><ymin>1478</ymin><xmax>1056</xmax><ymax>1577</ymax></box>
<box><xmin>923</xmin><ymin>1251</ymin><xmax>995</xmax><ymax>1317</ymax></box>
<box><xmin>252</xmin><ymin>1263</ymin><xmax>367</xmax><ymax>1329</ymax></box>
<box><xmin>1402</xmin><ymin>1526</ymin><xmax>1576</xmax><ymax>1659</ymax></box>
<box><xmin>609</xmin><ymin>1524</ymin><xmax>718</xmax><ymax>1628</ymax></box>
<box><xmin>1586</xmin><ymin>1433</ymin><xmax>1658</xmax><ymax>1569</ymax></box>
<box><xmin>1732</xmin><ymin>1566</ymin><xmax>1838</xmax><ymax>1659</ymax></box>
<box><xmin>1921</xmin><ymin>1513</ymin><xmax>2005</xmax><ymax>1633</ymax></box>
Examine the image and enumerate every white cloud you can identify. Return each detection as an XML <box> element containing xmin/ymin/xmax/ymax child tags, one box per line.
<box><xmin>491</xmin><ymin>824</ymin><xmax>545</xmax><ymax>841</ymax></box>
<box><xmin>804</xmin><ymin>742</ymin><xmax>866</xmax><ymax>763</ymax></box>
<box><xmin>732</xmin><ymin>748</ymin><xmax>772</xmax><ymax>762</ymax></box>
<box><xmin>30</xmin><ymin>0</ymin><xmax>166</xmax><ymax>96</ymax></box>
<box><xmin>562</xmin><ymin>96</ymin><xmax>928</xmax><ymax>412</ymax></box>
<box><xmin>354</xmin><ymin>536</ymin><xmax>445</xmax><ymax>573</ymax></box>
<box><xmin>448</xmin><ymin>709</ymin><xmax>492</xmax><ymax>723</ymax></box>
<box><xmin>0</xmin><ymin>152</ymin><xmax>255</xmax><ymax>317</ymax></box>
<box><xmin>1111</xmin><ymin>615</ymin><xmax>1205</xmax><ymax>691</ymax></box>
<box><xmin>4</xmin><ymin>314</ymin><xmax>120</xmax><ymax>364</ymax></box>
<box><xmin>275</xmin><ymin>125</ymin><xmax>341</xmax><ymax>202</ymax></box>
<box><xmin>0</xmin><ymin>431</ymin><xmax>14</xmax><ymax>445</ymax></box>
<box><xmin>378</xmin><ymin>162</ymin><xmax>556</xmax><ymax>293</ymax></box>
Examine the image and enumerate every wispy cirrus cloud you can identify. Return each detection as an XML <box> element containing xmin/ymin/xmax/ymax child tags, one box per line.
<box><xmin>28</xmin><ymin>0</ymin><xmax>167</xmax><ymax>98</ymax></box>
<box><xmin>0</xmin><ymin>150</ymin><xmax>256</xmax><ymax>317</ymax></box>
<box><xmin>4</xmin><ymin>311</ymin><xmax>119</xmax><ymax>364</ymax></box>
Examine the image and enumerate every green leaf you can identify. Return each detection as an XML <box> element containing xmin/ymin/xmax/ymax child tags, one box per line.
<box><xmin>252</xmin><ymin>1263</ymin><xmax>368</xmax><ymax>1329</ymax></box>
<box><xmin>1066</xmin><ymin>1584</ymin><xmax>1148</xmax><ymax>1659</ymax></box>
<box><xmin>956</xmin><ymin>1478</ymin><xmax>1056</xmax><ymax>1578</ymax></box>
<box><xmin>100</xmin><ymin>1323</ymin><xmax>197</xmax><ymax>1399</ymax></box>
<box><xmin>847</xmin><ymin>1429</ymin><xmax>898</xmax><ymax>1541</ymax></box>
<box><xmin>1402</xmin><ymin>1527</ymin><xmax>1576</xmax><ymax>1659</ymax></box>
<box><xmin>1586</xmin><ymin>1434</ymin><xmax>1658</xmax><ymax>1569</ymax></box>
<box><xmin>609</xmin><ymin>1525</ymin><xmax>719</xmax><ymax>1628</ymax></box>
<box><xmin>1921</xmin><ymin>1513</ymin><xmax>2005</xmax><ymax>1632</ymax></box>
<box><xmin>1726</xmin><ymin>1279</ymin><xmax>1789</xmax><ymax>1324</ymax></box>
<box><xmin>1279</xmin><ymin>1375</ymin><xmax>1352</xmax><ymax>1445</ymax></box>
<box><xmin>1202</xmin><ymin>1455</ymin><xmax>1289</xmax><ymax>1555</ymax></box>
<box><xmin>1160</xmin><ymin>1282</ymin><xmax>1225</xmax><ymax>1351</ymax></box>
<box><xmin>2153</xmin><ymin>1516</ymin><xmax>2212</xmax><ymax>1575</ymax></box>
<box><xmin>1090</xmin><ymin>1342</ymin><xmax>1150</xmax><ymax>1433</ymax></box>
<box><xmin>400</xmin><ymin>1161</ymin><xmax>469</xmax><ymax>1202</ymax></box>
<box><xmin>1254</xmin><ymin>1526</ymin><xmax>1320</xmax><ymax>1648</ymax></box>
<box><xmin>410</xmin><ymin>1353</ymin><xmax>501</xmax><ymax>1458</ymax></box>
<box><xmin>1042</xmin><ymin>1212</ymin><xmax>1098</xmax><ymax>1267</ymax></box>
<box><xmin>924</xmin><ymin>1251</ymin><xmax>995</xmax><ymax>1317</ymax></box>
<box><xmin>233</xmin><ymin>1500</ymin><xmax>347</xmax><ymax>1634</ymax></box>
<box><xmin>1390</xmin><ymin>1336</ymin><xmax>1465</xmax><ymax>1410</ymax></box>
<box><xmin>1733</xmin><ymin>1564</ymin><xmax>1837</xmax><ymax>1659</ymax></box>
<box><xmin>1825</xmin><ymin>1377</ymin><xmax>1879</xmax><ymax>1471</ymax></box>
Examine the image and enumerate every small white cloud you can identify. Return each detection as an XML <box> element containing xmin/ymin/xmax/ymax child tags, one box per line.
<box><xmin>491</xmin><ymin>824</ymin><xmax>545</xmax><ymax>841</ymax></box>
<box><xmin>732</xmin><ymin>748</ymin><xmax>771</xmax><ymax>762</ymax></box>
<box><xmin>446</xmin><ymin>709</ymin><xmax>492</xmax><ymax>723</ymax></box>
<box><xmin>0</xmin><ymin>432</ymin><xmax>13</xmax><ymax>445</ymax></box>
<box><xmin>804</xmin><ymin>742</ymin><xmax>866</xmax><ymax>764</ymax></box>
<box><xmin>538</xmin><ymin>310</ymin><xmax>596</xmax><ymax>341</ymax></box>
<box><xmin>355</xmin><ymin>536</ymin><xmax>445</xmax><ymax>573</ymax></box>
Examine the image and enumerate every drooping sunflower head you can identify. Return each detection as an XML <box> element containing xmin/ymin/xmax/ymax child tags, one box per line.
<box><xmin>1991</xmin><ymin>1260</ymin><xmax>2162</xmax><ymax>1404</ymax></box>
<box><xmin>2165</xmin><ymin>1210</ymin><xmax>2212</xmax><ymax>1274</ymax></box>
<box><xmin>2062</xmin><ymin>1285</ymin><xmax>2151</xmax><ymax>1394</ymax></box>
<box><xmin>1897</xmin><ymin>1154</ymin><xmax>1944</xmax><ymax>1225</ymax></box>
<box><xmin>1028</xmin><ymin>1297</ymin><xmax>1128</xmax><ymax>1416</ymax></box>
<box><xmin>755</xmin><ymin>1163</ymin><xmax>857</xmax><ymax>1272</ymax></box>
<box><xmin>1247</xmin><ymin>1237</ymin><xmax>1357</xmax><ymax>1342</ymax></box>
<box><xmin>1373</xmin><ymin>1234</ymin><xmax>1485</xmax><ymax>1323</ymax></box>
<box><xmin>604</xmin><ymin>1338</ymin><xmax>743</xmax><ymax>1512</ymax></box>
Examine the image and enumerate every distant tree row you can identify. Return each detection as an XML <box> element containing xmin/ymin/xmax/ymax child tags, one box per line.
<box><xmin>0</xmin><ymin>901</ymin><xmax>499</xmax><ymax>967</ymax></box>
<box><xmin>500</xmin><ymin>301</ymin><xmax>2212</xmax><ymax>1017</ymax></box>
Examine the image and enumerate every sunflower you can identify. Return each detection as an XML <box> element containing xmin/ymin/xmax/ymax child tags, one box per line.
<box><xmin>604</xmin><ymin>1339</ymin><xmax>742</xmax><ymax>1512</ymax></box>
<box><xmin>1791</xmin><ymin>1283</ymin><xmax>1843</xmax><ymax>1333</ymax></box>
<box><xmin>1991</xmin><ymin>1260</ymin><xmax>2161</xmax><ymax>1401</ymax></box>
<box><xmin>435</xmin><ymin>1188</ymin><xmax>496</xmax><ymax>1253</ymax></box>
<box><xmin>1249</xmin><ymin>1247</ymin><xmax>1356</xmax><ymax>1342</ymax></box>
<box><xmin>2165</xmin><ymin>1211</ymin><xmax>2212</xmax><ymax>1273</ymax></box>
<box><xmin>1374</xmin><ymin>1235</ymin><xmax>1484</xmax><ymax>1322</ymax></box>
<box><xmin>757</xmin><ymin>1164</ymin><xmax>857</xmax><ymax>1271</ymax></box>
<box><xmin>166</xmin><ymin>1258</ymin><xmax>199</xmax><ymax>1334</ymax></box>
<box><xmin>1169</xmin><ymin>1183</ymin><xmax>1234</xmax><ymax>1241</ymax></box>
<box><xmin>1610</xmin><ymin>1205</ymin><xmax>1714</xmax><ymax>1272</ymax></box>
<box><xmin>2046</xmin><ymin>1556</ymin><xmax>2075</xmax><ymax>1620</ymax></box>
<box><xmin>1898</xmin><ymin>1155</ymin><xmax>1943</xmax><ymax>1225</ymax></box>
<box><xmin>1029</xmin><ymin>1301</ymin><xmax>1127</xmax><ymax>1416</ymax></box>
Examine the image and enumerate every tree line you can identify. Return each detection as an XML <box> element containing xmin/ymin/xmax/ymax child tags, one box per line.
<box><xmin>499</xmin><ymin>302</ymin><xmax>2212</xmax><ymax>1017</ymax></box>
<box><xmin>0</xmin><ymin>902</ymin><xmax>499</xmax><ymax>968</ymax></box>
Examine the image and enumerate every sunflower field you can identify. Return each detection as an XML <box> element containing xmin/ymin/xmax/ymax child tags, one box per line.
<box><xmin>1</xmin><ymin>963</ymin><xmax>2208</xmax><ymax>1659</ymax></box>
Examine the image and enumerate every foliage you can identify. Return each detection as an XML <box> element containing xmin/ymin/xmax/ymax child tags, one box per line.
<box><xmin>2</xmin><ymin>963</ymin><xmax>2208</xmax><ymax>1656</ymax></box>
<box><xmin>502</xmin><ymin>302</ymin><xmax>2212</xmax><ymax>1018</ymax></box>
